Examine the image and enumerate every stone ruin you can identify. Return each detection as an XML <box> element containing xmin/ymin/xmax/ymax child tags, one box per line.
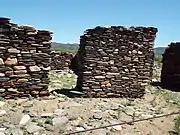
<box><xmin>161</xmin><ymin>42</ymin><xmax>180</xmax><ymax>91</ymax></box>
<box><xmin>0</xmin><ymin>17</ymin><xmax>52</xmax><ymax>99</ymax></box>
<box><xmin>50</xmin><ymin>51</ymin><xmax>74</xmax><ymax>71</ymax></box>
<box><xmin>0</xmin><ymin>17</ymin><xmax>159</xmax><ymax>99</ymax></box>
<box><xmin>70</xmin><ymin>26</ymin><xmax>158</xmax><ymax>98</ymax></box>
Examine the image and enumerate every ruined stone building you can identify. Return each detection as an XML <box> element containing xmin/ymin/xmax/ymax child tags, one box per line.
<box><xmin>70</xmin><ymin>26</ymin><xmax>158</xmax><ymax>98</ymax></box>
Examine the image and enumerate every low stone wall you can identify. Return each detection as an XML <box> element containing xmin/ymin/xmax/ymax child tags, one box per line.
<box><xmin>161</xmin><ymin>42</ymin><xmax>180</xmax><ymax>91</ymax></box>
<box><xmin>0</xmin><ymin>17</ymin><xmax>52</xmax><ymax>98</ymax></box>
<box><xmin>70</xmin><ymin>26</ymin><xmax>158</xmax><ymax>98</ymax></box>
<box><xmin>50</xmin><ymin>51</ymin><xmax>74</xmax><ymax>70</ymax></box>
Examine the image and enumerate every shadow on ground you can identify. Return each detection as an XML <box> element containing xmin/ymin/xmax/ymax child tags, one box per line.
<box><xmin>151</xmin><ymin>81</ymin><xmax>180</xmax><ymax>92</ymax></box>
<box><xmin>51</xmin><ymin>81</ymin><xmax>180</xmax><ymax>98</ymax></box>
<box><xmin>52</xmin><ymin>88</ymin><xmax>84</xmax><ymax>98</ymax></box>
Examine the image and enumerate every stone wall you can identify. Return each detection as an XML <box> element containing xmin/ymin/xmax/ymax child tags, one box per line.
<box><xmin>0</xmin><ymin>17</ymin><xmax>52</xmax><ymax>99</ymax></box>
<box><xmin>50</xmin><ymin>51</ymin><xmax>74</xmax><ymax>70</ymax></box>
<box><xmin>70</xmin><ymin>26</ymin><xmax>158</xmax><ymax>98</ymax></box>
<box><xmin>161</xmin><ymin>42</ymin><xmax>180</xmax><ymax>91</ymax></box>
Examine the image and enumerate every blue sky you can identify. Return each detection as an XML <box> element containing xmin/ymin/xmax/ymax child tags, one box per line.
<box><xmin>0</xmin><ymin>0</ymin><xmax>180</xmax><ymax>47</ymax></box>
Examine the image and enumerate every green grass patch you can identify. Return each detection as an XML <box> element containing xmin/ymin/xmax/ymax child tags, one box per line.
<box><xmin>49</xmin><ymin>70</ymin><xmax>77</xmax><ymax>90</ymax></box>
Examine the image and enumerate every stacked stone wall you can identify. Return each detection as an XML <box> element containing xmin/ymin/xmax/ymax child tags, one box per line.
<box><xmin>70</xmin><ymin>26</ymin><xmax>158</xmax><ymax>98</ymax></box>
<box><xmin>50</xmin><ymin>51</ymin><xmax>74</xmax><ymax>70</ymax></box>
<box><xmin>0</xmin><ymin>17</ymin><xmax>52</xmax><ymax>98</ymax></box>
<box><xmin>161</xmin><ymin>42</ymin><xmax>180</xmax><ymax>91</ymax></box>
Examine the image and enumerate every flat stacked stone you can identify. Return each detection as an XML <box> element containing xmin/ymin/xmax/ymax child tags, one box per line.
<box><xmin>0</xmin><ymin>17</ymin><xmax>52</xmax><ymax>98</ymax></box>
<box><xmin>50</xmin><ymin>51</ymin><xmax>74</xmax><ymax>70</ymax></box>
<box><xmin>161</xmin><ymin>42</ymin><xmax>180</xmax><ymax>91</ymax></box>
<box><xmin>70</xmin><ymin>26</ymin><xmax>158</xmax><ymax>98</ymax></box>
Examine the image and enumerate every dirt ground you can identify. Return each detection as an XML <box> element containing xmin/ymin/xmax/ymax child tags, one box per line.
<box><xmin>0</xmin><ymin>70</ymin><xmax>180</xmax><ymax>135</ymax></box>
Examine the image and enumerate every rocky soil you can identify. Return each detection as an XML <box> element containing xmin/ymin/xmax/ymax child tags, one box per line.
<box><xmin>0</xmin><ymin>67</ymin><xmax>180</xmax><ymax>135</ymax></box>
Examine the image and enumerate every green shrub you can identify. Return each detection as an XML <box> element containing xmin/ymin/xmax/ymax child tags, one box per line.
<box><xmin>154</xmin><ymin>56</ymin><xmax>162</xmax><ymax>63</ymax></box>
<box><xmin>174</xmin><ymin>115</ymin><xmax>180</xmax><ymax>134</ymax></box>
<box><xmin>44</xmin><ymin>116</ymin><xmax>54</xmax><ymax>125</ymax></box>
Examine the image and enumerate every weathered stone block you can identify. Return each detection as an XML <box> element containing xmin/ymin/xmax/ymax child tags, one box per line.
<box><xmin>5</xmin><ymin>58</ymin><xmax>18</xmax><ymax>66</ymax></box>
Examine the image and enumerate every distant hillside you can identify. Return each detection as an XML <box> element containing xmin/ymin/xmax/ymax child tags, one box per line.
<box><xmin>52</xmin><ymin>42</ymin><xmax>79</xmax><ymax>53</ymax></box>
<box><xmin>154</xmin><ymin>47</ymin><xmax>166</xmax><ymax>56</ymax></box>
<box><xmin>51</xmin><ymin>42</ymin><xmax>167</xmax><ymax>55</ymax></box>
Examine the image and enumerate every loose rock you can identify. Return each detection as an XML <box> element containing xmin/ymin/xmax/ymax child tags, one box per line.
<box><xmin>19</xmin><ymin>114</ymin><xmax>30</xmax><ymax>125</ymax></box>
<box><xmin>0</xmin><ymin>132</ymin><xmax>5</xmax><ymax>135</ymax></box>
<box><xmin>52</xmin><ymin>117</ymin><xmax>68</xmax><ymax>126</ymax></box>
<box><xmin>0</xmin><ymin>101</ymin><xmax>6</xmax><ymax>107</ymax></box>
<box><xmin>26</xmin><ymin>124</ymin><xmax>44</xmax><ymax>133</ymax></box>
<box><xmin>10</xmin><ymin>128</ymin><xmax>23</xmax><ymax>135</ymax></box>
<box><xmin>0</xmin><ymin>110</ymin><xmax>6</xmax><ymax>116</ymax></box>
